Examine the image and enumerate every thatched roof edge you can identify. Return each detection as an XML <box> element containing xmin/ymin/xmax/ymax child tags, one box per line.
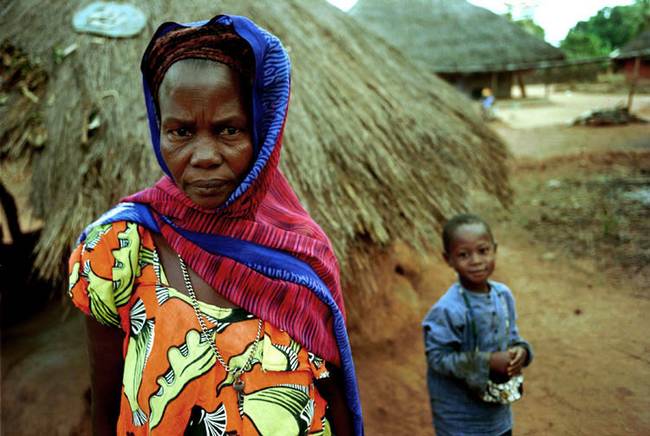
<box><xmin>613</xmin><ymin>30</ymin><xmax>650</xmax><ymax>60</ymax></box>
<box><xmin>349</xmin><ymin>0</ymin><xmax>564</xmax><ymax>73</ymax></box>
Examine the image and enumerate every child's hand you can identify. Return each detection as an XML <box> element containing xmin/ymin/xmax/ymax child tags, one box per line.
<box><xmin>507</xmin><ymin>346</ymin><xmax>527</xmax><ymax>376</ymax></box>
<box><xmin>489</xmin><ymin>351</ymin><xmax>511</xmax><ymax>382</ymax></box>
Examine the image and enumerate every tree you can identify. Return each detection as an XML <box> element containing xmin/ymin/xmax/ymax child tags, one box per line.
<box><xmin>561</xmin><ymin>31</ymin><xmax>609</xmax><ymax>59</ymax></box>
<box><xmin>561</xmin><ymin>0</ymin><xmax>650</xmax><ymax>59</ymax></box>
<box><xmin>514</xmin><ymin>17</ymin><xmax>545</xmax><ymax>40</ymax></box>
<box><xmin>503</xmin><ymin>12</ymin><xmax>546</xmax><ymax>41</ymax></box>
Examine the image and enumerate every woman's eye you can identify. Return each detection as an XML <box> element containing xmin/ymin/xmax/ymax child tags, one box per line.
<box><xmin>169</xmin><ymin>127</ymin><xmax>192</xmax><ymax>138</ymax></box>
<box><xmin>220</xmin><ymin>127</ymin><xmax>241</xmax><ymax>136</ymax></box>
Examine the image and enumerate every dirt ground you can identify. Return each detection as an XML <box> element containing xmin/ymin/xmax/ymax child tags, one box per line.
<box><xmin>2</xmin><ymin>89</ymin><xmax>650</xmax><ymax>435</ymax></box>
<box><xmin>355</xmin><ymin>89</ymin><xmax>650</xmax><ymax>436</ymax></box>
<box><xmin>503</xmin><ymin>84</ymin><xmax>650</xmax><ymax>129</ymax></box>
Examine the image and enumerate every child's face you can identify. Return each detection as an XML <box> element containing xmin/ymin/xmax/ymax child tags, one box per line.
<box><xmin>444</xmin><ymin>223</ymin><xmax>496</xmax><ymax>292</ymax></box>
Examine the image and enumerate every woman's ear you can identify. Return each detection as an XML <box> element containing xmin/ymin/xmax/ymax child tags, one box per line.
<box><xmin>443</xmin><ymin>251</ymin><xmax>451</xmax><ymax>266</ymax></box>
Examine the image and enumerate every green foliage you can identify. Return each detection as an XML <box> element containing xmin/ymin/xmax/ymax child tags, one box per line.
<box><xmin>515</xmin><ymin>18</ymin><xmax>545</xmax><ymax>40</ymax></box>
<box><xmin>503</xmin><ymin>12</ymin><xmax>546</xmax><ymax>40</ymax></box>
<box><xmin>561</xmin><ymin>31</ymin><xmax>610</xmax><ymax>59</ymax></box>
<box><xmin>561</xmin><ymin>0</ymin><xmax>650</xmax><ymax>59</ymax></box>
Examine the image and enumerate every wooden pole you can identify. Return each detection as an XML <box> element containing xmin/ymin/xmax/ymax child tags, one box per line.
<box><xmin>517</xmin><ymin>72</ymin><xmax>527</xmax><ymax>99</ymax></box>
<box><xmin>627</xmin><ymin>56</ymin><xmax>641</xmax><ymax>112</ymax></box>
<box><xmin>491</xmin><ymin>71</ymin><xmax>498</xmax><ymax>96</ymax></box>
<box><xmin>544</xmin><ymin>68</ymin><xmax>551</xmax><ymax>99</ymax></box>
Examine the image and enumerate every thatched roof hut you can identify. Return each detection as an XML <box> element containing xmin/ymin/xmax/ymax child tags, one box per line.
<box><xmin>612</xmin><ymin>30</ymin><xmax>650</xmax><ymax>82</ymax></box>
<box><xmin>350</xmin><ymin>0</ymin><xmax>564</xmax><ymax>98</ymax></box>
<box><xmin>1</xmin><ymin>0</ymin><xmax>511</xmax><ymax>337</ymax></box>
<box><xmin>614</xmin><ymin>30</ymin><xmax>650</xmax><ymax>59</ymax></box>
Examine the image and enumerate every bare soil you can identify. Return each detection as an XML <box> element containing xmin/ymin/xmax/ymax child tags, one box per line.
<box><xmin>502</xmin><ymin>84</ymin><xmax>650</xmax><ymax>130</ymax></box>
<box><xmin>2</xmin><ymin>89</ymin><xmax>650</xmax><ymax>435</ymax></box>
<box><xmin>355</xmin><ymin>90</ymin><xmax>650</xmax><ymax>436</ymax></box>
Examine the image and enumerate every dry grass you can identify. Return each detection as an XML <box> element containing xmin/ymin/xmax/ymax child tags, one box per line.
<box><xmin>0</xmin><ymin>42</ymin><xmax>48</xmax><ymax>160</ymax></box>
<box><xmin>0</xmin><ymin>0</ymin><xmax>511</xmax><ymax>291</ymax></box>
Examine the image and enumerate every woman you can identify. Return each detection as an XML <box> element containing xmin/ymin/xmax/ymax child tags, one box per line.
<box><xmin>69</xmin><ymin>14</ymin><xmax>363</xmax><ymax>435</ymax></box>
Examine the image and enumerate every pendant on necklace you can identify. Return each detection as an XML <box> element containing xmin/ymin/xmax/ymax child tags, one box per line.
<box><xmin>233</xmin><ymin>377</ymin><xmax>245</xmax><ymax>393</ymax></box>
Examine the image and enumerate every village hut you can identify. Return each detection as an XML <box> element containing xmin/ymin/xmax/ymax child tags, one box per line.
<box><xmin>1</xmin><ymin>0</ymin><xmax>511</xmax><ymax>342</ymax></box>
<box><xmin>350</xmin><ymin>0</ymin><xmax>564</xmax><ymax>99</ymax></box>
<box><xmin>611</xmin><ymin>30</ymin><xmax>650</xmax><ymax>111</ymax></box>
<box><xmin>612</xmin><ymin>30</ymin><xmax>650</xmax><ymax>82</ymax></box>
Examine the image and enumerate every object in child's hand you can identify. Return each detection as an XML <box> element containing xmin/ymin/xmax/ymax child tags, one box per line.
<box><xmin>490</xmin><ymin>369</ymin><xmax>511</xmax><ymax>384</ymax></box>
<box><xmin>482</xmin><ymin>375</ymin><xmax>524</xmax><ymax>404</ymax></box>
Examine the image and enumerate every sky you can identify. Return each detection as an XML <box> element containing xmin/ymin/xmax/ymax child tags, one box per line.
<box><xmin>326</xmin><ymin>0</ymin><xmax>637</xmax><ymax>46</ymax></box>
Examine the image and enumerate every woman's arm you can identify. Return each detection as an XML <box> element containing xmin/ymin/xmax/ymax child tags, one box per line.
<box><xmin>85</xmin><ymin>317</ymin><xmax>125</xmax><ymax>436</ymax></box>
<box><xmin>315</xmin><ymin>365</ymin><xmax>354</xmax><ymax>436</ymax></box>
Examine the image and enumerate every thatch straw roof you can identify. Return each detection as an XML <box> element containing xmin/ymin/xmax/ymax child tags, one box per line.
<box><xmin>350</xmin><ymin>0</ymin><xmax>564</xmax><ymax>73</ymax></box>
<box><xmin>612</xmin><ymin>30</ymin><xmax>650</xmax><ymax>59</ymax></box>
<box><xmin>1</xmin><ymin>0</ymin><xmax>510</xmax><ymax>285</ymax></box>
<box><xmin>0</xmin><ymin>42</ymin><xmax>48</xmax><ymax>160</ymax></box>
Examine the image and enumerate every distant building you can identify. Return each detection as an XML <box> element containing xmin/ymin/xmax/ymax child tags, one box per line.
<box><xmin>350</xmin><ymin>0</ymin><xmax>564</xmax><ymax>98</ymax></box>
<box><xmin>611</xmin><ymin>30</ymin><xmax>650</xmax><ymax>82</ymax></box>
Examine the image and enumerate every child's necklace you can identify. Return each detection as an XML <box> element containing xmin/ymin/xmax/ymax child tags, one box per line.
<box><xmin>178</xmin><ymin>254</ymin><xmax>263</xmax><ymax>397</ymax></box>
<box><xmin>459</xmin><ymin>283</ymin><xmax>509</xmax><ymax>351</ymax></box>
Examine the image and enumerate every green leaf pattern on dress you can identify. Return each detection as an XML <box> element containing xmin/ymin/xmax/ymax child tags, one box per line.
<box><xmin>262</xmin><ymin>336</ymin><xmax>302</xmax><ymax>372</ymax></box>
<box><xmin>149</xmin><ymin>329</ymin><xmax>217</xmax><ymax>429</ymax></box>
<box><xmin>112</xmin><ymin>223</ymin><xmax>143</xmax><ymax>308</ymax></box>
<box><xmin>241</xmin><ymin>385</ymin><xmax>314</xmax><ymax>435</ymax></box>
<box><xmin>85</xmin><ymin>258</ymin><xmax>120</xmax><ymax>326</ymax></box>
<box><xmin>123</xmin><ymin>298</ymin><xmax>155</xmax><ymax>426</ymax></box>
<box><xmin>84</xmin><ymin>223</ymin><xmax>112</xmax><ymax>250</ymax></box>
<box><xmin>68</xmin><ymin>260</ymin><xmax>80</xmax><ymax>298</ymax></box>
<box><xmin>81</xmin><ymin>222</ymin><xmax>152</xmax><ymax>327</ymax></box>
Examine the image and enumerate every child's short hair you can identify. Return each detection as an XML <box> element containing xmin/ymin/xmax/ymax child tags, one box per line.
<box><xmin>442</xmin><ymin>213</ymin><xmax>494</xmax><ymax>253</ymax></box>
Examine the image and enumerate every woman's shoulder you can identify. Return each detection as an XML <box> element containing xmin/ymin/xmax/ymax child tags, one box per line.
<box><xmin>73</xmin><ymin>220</ymin><xmax>158</xmax><ymax>286</ymax></box>
<box><xmin>76</xmin><ymin>202</ymin><xmax>158</xmax><ymax>247</ymax></box>
<box><xmin>69</xmin><ymin>220</ymin><xmax>157</xmax><ymax>328</ymax></box>
<box><xmin>78</xmin><ymin>220</ymin><xmax>153</xmax><ymax>251</ymax></box>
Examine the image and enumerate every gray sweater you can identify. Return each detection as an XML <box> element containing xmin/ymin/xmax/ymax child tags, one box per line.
<box><xmin>422</xmin><ymin>281</ymin><xmax>533</xmax><ymax>436</ymax></box>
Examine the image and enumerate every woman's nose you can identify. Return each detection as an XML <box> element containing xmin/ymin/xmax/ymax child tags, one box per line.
<box><xmin>190</xmin><ymin>135</ymin><xmax>223</xmax><ymax>168</ymax></box>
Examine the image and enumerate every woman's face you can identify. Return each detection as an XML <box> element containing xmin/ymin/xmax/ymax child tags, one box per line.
<box><xmin>158</xmin><ymin>59</ymin><xmax>253</xmax><ymax>209</ymax></box>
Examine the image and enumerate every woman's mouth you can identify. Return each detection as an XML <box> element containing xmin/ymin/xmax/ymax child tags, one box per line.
<box><xmin>186</xmin><ymin>179</ymin><xmax>231</xmax><ymax>195</ymax></box>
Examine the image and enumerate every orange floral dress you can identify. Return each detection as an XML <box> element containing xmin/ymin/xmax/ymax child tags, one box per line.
<box><xmin>69</xmin><ymin>221</ymin><xmax>332</xmax><ymax>435</ymax></box>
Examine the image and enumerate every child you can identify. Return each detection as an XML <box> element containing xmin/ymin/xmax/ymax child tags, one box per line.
<box><xmin>422</xmin><ymin>214</ymin><xmax>533</xmax><ymax>436</ymax></box>
<box><xmin>480</xmin><ymin>87</ymin><xmax>495</xmax><ymax>121</ymax></box>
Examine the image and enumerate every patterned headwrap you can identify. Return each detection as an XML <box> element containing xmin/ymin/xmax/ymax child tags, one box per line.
<box><xmin>141</xmin><ymin>23</ymin><xmax>254</xmax><ymax>113</ymax></box>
